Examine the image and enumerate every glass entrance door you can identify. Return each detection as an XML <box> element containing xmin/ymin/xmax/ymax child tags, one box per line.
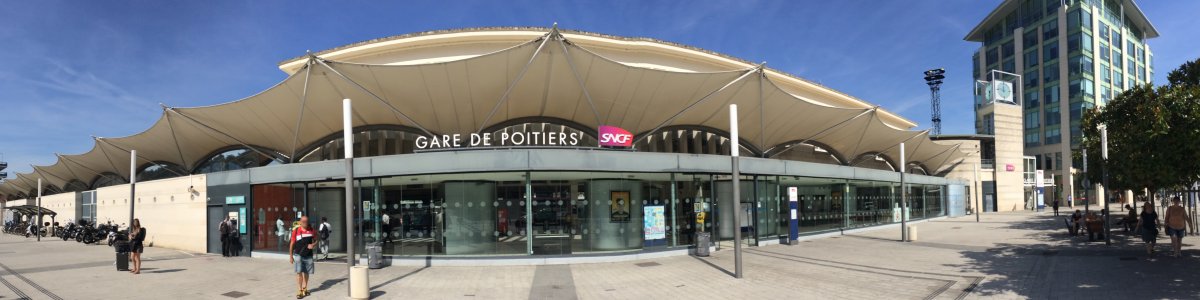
<box><xmin>529</xmin><ymin>180</ymin><xmax>576</xmax><ymax>255</ymax></box>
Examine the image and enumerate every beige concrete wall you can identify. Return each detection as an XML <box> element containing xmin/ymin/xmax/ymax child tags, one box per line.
<box><xmin>991</xmin><ymin>103</ymin><xmax>1026</xmax><ymax>212</ymax></box>
<box><xmin>96</xmin><ymin>175</ymin><xmax>208</xmax><ymax>253</ymax></box>
<box><xmin>939</xmin><ymin>140</ymin><xmax>984</xmax><ymax>213</ymax></box>
<box><xmin>40</xmin><ymin>193</ymin><xmax>77</xmax><ymax>223</ymax></box>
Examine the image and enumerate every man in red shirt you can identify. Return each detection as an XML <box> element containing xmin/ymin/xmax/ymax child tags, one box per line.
<box><xmin>289</xmin><ymin>216</ymin><xmax>317</xmax><ymax>299</ymax></box>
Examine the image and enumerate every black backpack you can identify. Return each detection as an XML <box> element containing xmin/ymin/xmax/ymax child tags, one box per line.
<box><xmin>319</xmin><ymin>223</ymin><xmax>331</xmax><ymax>240</ymax></box>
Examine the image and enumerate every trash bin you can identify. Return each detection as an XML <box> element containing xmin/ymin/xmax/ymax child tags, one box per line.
<box><xmin>367</xmin><ymin>243</ymin><xmax>385</xmax><ymax>269</ymax></box>
<box><xmin>694</xmin><ymin>232</ymin><xmax>711</xmax><ymax>257</ymax></box>
<box><xmin>114</xmin><ymin>241</ymin><xmax>130</xmax><ymax>271</ymax></box>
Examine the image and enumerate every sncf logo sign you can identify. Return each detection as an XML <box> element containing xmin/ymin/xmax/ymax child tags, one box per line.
<box><xmin>598</xmin><ymin>125</ymin><xmax>633</xmax><ymax>148</ymax></box>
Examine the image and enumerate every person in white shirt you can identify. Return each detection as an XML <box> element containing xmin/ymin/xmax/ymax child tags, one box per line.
<box><xmin>276</xmin><ymin>217</ymin><xmax>286</xmax><ymax>251</ymax></box>
<box><xmin>318</xmin><ymin>218</ymin><xmax>332</xmax><ymax>260</ymax></box>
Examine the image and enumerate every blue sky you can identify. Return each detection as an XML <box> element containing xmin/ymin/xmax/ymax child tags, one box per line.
<box><xmin>1</xmin><ymin>1</ymin><xmax>1197</xmax><ymax>176</ymax></box>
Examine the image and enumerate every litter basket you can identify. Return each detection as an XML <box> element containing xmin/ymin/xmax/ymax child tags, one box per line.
<box><xmin>694</xmin><ymin>232</ymin><xmax>711</xmax><ymax>257</ymax></box>
<box><xmin>114</xmin><ymin>241</ymin><xmax>130</xmax><ymax>271</ymax></box>
<box><xmin>367</xmin><ymin>243</ymin><xmax>385</xmax><ymax>269</ymax></box>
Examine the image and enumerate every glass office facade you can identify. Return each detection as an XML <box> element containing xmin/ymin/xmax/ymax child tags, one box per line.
<box><xmin>248</xmin><ymin>171</ymin><xmax>948</xmax><ymax>257</ymax></box>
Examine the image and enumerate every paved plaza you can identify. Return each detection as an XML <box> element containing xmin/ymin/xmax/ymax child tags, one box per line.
<box><xmin>2</xmin><ymin>208</ymin><xmax>1199</xmax><ymax>300</ymax></box>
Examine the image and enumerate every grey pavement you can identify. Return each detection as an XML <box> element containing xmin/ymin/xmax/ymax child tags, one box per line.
<box><xmin>2</xmin><ymin>209</ymin><xmax>1198</xmax><ymax>299</ymax></box>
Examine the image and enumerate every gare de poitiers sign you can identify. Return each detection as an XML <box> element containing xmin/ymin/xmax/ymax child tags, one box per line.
<box><xmin>414</xmin><ymin>125</ymin><xmax>633</xmax><ymax>150</ymax></box>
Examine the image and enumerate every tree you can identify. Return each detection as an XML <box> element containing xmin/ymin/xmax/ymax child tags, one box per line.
<box><xmin>1083</xmin><ymin>59</ymin><xmax>1200</xmax><ymax>202</ymax></box>
<box><xmin>1168</xmin><ymin>59</ymin><xmax>1200</xmax><ymax>87</ymax></box>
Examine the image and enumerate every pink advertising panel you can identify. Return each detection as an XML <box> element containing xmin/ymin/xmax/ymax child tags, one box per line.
<box><xmin>598</xmin><ymin>125</ymin><xmax>633</xmax><ymax>147</ymax></box>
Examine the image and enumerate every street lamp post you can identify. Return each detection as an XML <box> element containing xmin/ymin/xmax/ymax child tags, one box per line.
<box><xmin>342</xmin><ymin>99</ymin><xmax>358</xmax><ymax>297</ymax></box>
<box><xmin>729</xmin><ymin>104</ymin><xmax>743</xmax><ymax>279</ymax></box>
<box><xmin>900</xmin><ymin>143</ymin><xmax>908</xmax><ymax>241</ymax></box>
<box><xmin>130</xmin><ymin>149</ymin><xmax>137</xmax><ymax>234</ymax></box>
<box><xmin>1100</xmin><ymin>124</ymin><xmax>1111</xmax><ymax>245</ymax></box>
<box><xmin>974</xmin><ymin>161</ymin><xmax>980</xmax><ymax>223</ymax></box>
<box><xmin>37</xmin><ymin>178</ymin><xmax>42</xmax><ymax>242</ymax></box>
<box><xmin>1083</xmin><ymin>150</ymin><xmax>1088</xmax><ymax>219</ymax></box>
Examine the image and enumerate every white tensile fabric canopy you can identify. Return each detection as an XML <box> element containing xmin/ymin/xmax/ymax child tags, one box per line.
<box><xmin>4</xmin><ymin>29</ymin><xmax>968</xmax><ymax>195</ymax></box>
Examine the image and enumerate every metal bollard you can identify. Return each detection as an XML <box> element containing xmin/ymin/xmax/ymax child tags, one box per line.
<box><xmin>350</xmin><ymin>266</ymin><xmax>370</xmax><ymax>300</ymax></box>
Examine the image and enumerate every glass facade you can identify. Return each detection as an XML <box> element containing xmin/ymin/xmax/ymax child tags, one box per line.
<box><xmin>244</xmin><ymin>171</ymin><xmax>948</xmax><ymax>257</ymax></box>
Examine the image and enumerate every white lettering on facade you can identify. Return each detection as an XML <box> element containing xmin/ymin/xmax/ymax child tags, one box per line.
<box><xmin>415</xmin><ymin>132</ymin><xmax>585</xmax><ymax>150</ymax></box>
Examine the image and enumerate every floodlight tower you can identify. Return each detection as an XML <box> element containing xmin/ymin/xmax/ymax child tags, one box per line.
<box><xmin>924</xmin><ymin>68</ymin><xmax>946</xmax><ymax>135</ymax></box>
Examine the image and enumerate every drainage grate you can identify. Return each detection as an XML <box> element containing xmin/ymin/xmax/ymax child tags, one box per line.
<box><xmin>952</xmin><ymin>227</ymin><xmax>962</xmax><ymax>229</ymax></box>
<box><xmin>221</xmin><ymin>291</ymin><xmax>250</xmax><ymax>298</ymax></box>
<box><xmin>635</xmin><ymin>262</ymin><xmax>662</xmax><ymax>267</ymax></box>
<box><xmin>1119</xmin><ymin>257</ymin><xmax>1138</xmax><ymax>261</ymax></box>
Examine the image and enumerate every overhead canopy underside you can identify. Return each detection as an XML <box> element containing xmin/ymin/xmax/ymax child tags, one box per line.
<box><xmin>2</xmin><ymin>28</ymin><xmax>968</xmax><ymax>196</ymax></box>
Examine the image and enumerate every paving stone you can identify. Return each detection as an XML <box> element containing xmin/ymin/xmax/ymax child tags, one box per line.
<box><xmin>1</xmin><ymin>207</ymin><xmax>1197</xmax><ymax>299</ymax></box>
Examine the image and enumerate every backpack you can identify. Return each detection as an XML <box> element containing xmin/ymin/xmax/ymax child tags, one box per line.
<box><xmin>319</xmin><ymin>223</ymin><xmax>331</xmax><ymax>240</ymax></box>
<box><xmin>228</xmin><ymin>221</ymin><xmax>241</xmax><ymax>239</ymax></box>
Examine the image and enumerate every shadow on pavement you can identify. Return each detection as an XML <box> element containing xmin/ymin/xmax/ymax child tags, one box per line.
<box><xmin>307</xmin><ymin>277</ymin><xmax>347</xmax><ymax>293</ymax></box>
<box><xmin>947</xmin><ymin>212</ymin><xmax>1200</xmax><ymax>298</ymax></box>
<box><xmin>370</xmin><ymin>266</ymin><xmax>428</xmax><ymax>290</ymax></box>
<box><xmin>370</xmin><ymin>290</ymin><xmax>387</xmax><ymax>299</ymax></box>
<box><xmin>689</xmin><ymin>255</ymin><xmax>735</xmax><ymax>277</ymax></box>
<box><xmin>146</xmin><ymin>268</ymin><xmax>186</xmax><ymax>274</ymax></box>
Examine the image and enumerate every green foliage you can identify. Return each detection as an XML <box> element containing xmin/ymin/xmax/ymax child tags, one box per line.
<box><xmin>1084</xmin><ymin>59</ymin><xmax>1200</xmax><ymax>194</ymax></box>
<box><xmin>1168</xmin><ymin>59</ymin><xmax>1200</xmax><ymax>87</ymax></box>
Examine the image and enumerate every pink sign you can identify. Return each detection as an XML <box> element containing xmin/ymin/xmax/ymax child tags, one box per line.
<box><xmin>598</xmin><ymin>125</ymin><xmax>633</xmax><ymax>147</ymax></box>
<box><xmin>1005</xmin><ymin>164</ymin><xmax>1015</xmax><ymax>172</ymax></box>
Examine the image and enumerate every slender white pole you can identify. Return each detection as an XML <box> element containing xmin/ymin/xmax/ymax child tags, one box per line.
<box><xmin>1100</xmin><ymin>125</ymin><xmax>1110</xmax><ymax>245</ymax></box>
<box><xmin>900</xmin><ymin>143</ymin><xmax>907</xmax><ymax>242</ymax></box>
<box><xmin>342</xmin><ymin>99</ymin><xmax>357</xmax><ymax>297</ymax></box>
<box><xmin>974</xmin><ymin>162</ymin><xmax>980</xmax><ymax>222</ymax></box>
<box><xmin>130</xmin><ymin>149</ymin><xmax>137</xmax><ymax>231</ymax></box>
<box><xmin>729</xmin><ymin>104</ymin><xmax>743</xmax><ymax>279</ymax></box>
<box><xmin>37</xmin><ymin>177</ymin><xmax>42</xmax><ymax>241</ymax></box>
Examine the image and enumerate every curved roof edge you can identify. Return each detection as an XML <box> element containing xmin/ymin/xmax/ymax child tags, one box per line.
<box><xmin>278</xmin><ymin>26</ymin><xmax>919</xmax><ymax>129</ymax></box>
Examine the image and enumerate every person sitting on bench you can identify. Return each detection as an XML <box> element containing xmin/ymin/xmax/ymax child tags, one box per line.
<box><xmin>1068</xmin><ymin>210</ymin><xmax>1083</xmax><ymax>236</ymax></box>
<box><xmin>1115</xmin><ymin>204</ymin><xmax>1137</xmax><ymax>233</ymax></box>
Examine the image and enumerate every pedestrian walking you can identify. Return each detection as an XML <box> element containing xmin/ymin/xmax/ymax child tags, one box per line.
<box><xmin>1164</xmin><ymin>197</ymin><xmax>1192</xmax><ymax>257</ymax></box>
<box><xmin>1136</xmin><ymin>202</ymin><xmax>1160</xmax><ymax>255</ymax></box>
<box><xmin>318</xmin><ymin>217</ymin><xmax>331</xmax><ymax>260</ymax></box>
<box><xmin>1052</xmin><ymin>199</ymin><xmax>1060</xmax><ymax>216</ymax></box>
<box><xmin>129</xmin><ymin>219</ymin><xmax>146</xmax><ymax>274</ymax></box>
<box><xmin>219</xmin><ymin>216</ymin><xmax>230</xmax><ymax>257</ymax></box>
<box><xmin>289</xmin><ymin>216</ymin><xmax>317</xmax><ymax>299</ymax></box>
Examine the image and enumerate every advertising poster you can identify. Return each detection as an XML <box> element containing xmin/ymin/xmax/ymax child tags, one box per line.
<box><xmin>239</xmin><ymin>207</ymin><xmax>247</xmax><ymax>234</ymax></box>
<box><xmin>643</xmin><ymin>206</ymin><xmax>665</xmax><ymax>240</ymax></box>
<box><xmin>610</xmin><ymin>191</ymin><xmax>631</xmax><ymax>222</ymax></box>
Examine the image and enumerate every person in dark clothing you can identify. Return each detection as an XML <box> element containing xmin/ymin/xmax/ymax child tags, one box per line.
<box><xmin>1069</xmin><ymin>210</ymin><xmax>1083</xmax><ymax>236</ymax></box>
<box><xmin>219</xmin><ymin>216</ymin><xmax>231</xmax><ymax>257</ymax></box>
<box><xmin>1136</xmin><ymin>203</ymin><xmax>1160</xmax><ymax>255</ymax></box>
<box><xmin>1052</xmin><ymin>200</ymin><xmax>1060</xmax><ymax>216</ymax></box>
<box><xmin>129</xmin><ymin>219</ymin><xmax>146</xmax><ymax>274</ymax></box>
<box><xmin>229</xmin><ymin>218</ymin><xmax>242</xmax><ymax>256</ymax></box>
<box><xmin>1119</xmin><ymin>204</ymin><xmax>1137</xmax><ymax>232</ymax></box>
